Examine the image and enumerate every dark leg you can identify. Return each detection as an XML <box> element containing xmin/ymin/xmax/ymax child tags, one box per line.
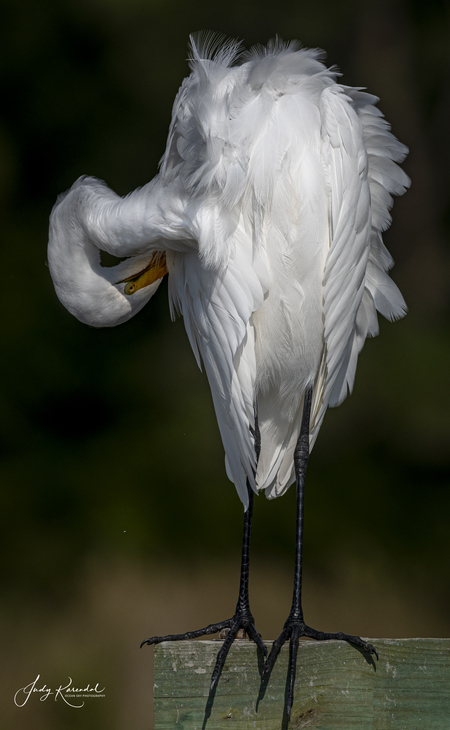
<box><xmin>263</xmin><ymin>386</ymin><xmax>378</xmax><ymax>721</ymax></box>
<box><xmin>141</xmin><ymin>417</ymin><xmax>266</xmax><ymax>694</ymax></box>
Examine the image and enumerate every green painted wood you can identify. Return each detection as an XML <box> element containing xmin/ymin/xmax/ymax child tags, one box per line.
<box><xmin>153</xmin><ymin>638</ymin><xmax>450</xmax><ymax>729</ymax></box>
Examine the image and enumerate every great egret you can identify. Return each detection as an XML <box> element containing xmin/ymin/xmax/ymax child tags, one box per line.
<box><xmin>48</xmin><ymin>34</ymin><xmax>409</xmax><ymax>719</ymax></box>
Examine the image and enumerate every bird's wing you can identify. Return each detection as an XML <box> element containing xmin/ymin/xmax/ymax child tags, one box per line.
<box><xmin>311</xmin><ymin>86</ymin><xmax>409</xmax><ymax>441</ymax></box>
<box><xmin>158</xmin><ymin>47</ymin><xmax>275</xmax><ymax>508</ymax></box>
<box><xmin>168</xmin><ymin>244</ymin><xmax>267</xmax><ymax>509</ymax></box>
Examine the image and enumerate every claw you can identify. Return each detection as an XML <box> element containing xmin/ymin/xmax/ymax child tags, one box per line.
<box><xmin>140</xmin><ymin>620</ymin><xmax>232</xmax><ymax>648</ymax></box>
<box><xmin>264</xmin><ymin>620</ymin><xmax>378</xmax><ymax>719</ymax></box>
<box><xmin>264</xmin><ymin>626</ymin><xmax>290</xmax><ymax>675</ymax></box>
<box><xmin>246</xmin><ymin>623</ymin><xmax>268</xmax><ymax>657</ymax></box>
<box><xmin>286</xmin><ymin>626</ymin><xmax>300</xmax><ymax>721</ymax></box>
<box><xmin>142</xmin><ymin>613</ymin><xmax>266</xmax><ymax>699</ymax></box>
<box><xmin>209</xmin><ymin>623</ymin><xmax>238</xmax><ymax>693</ymax></box>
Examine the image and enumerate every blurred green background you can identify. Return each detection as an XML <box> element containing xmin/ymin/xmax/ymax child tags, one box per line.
<box><xmin>1</xmin><ymin>0</ymin><xmax>449</xmax><ymax>728</ymax></box>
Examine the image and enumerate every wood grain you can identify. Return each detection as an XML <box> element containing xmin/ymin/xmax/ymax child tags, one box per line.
<box><xmin>153</xmin><ymin>638</ymin><xmax>450</xmax><ymax>728</ymax></box>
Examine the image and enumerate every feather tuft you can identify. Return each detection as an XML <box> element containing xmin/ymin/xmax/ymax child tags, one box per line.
<box><xmin>188</xmin><ymin>31</ymin><xmax>243</xmax><ymax>69</ymax></box>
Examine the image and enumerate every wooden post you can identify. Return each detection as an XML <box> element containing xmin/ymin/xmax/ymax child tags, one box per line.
<box><xmin>153</xmin><ymin>638</ymin><xmax>450</xmax><ymax>728</ymax></box>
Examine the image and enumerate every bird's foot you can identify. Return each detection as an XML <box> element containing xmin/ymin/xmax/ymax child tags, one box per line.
<box><xmin>141</xmin><ymin>606</ymin><xmax>266</xmax><ymax>694</ymax></box>
<box><xmin>263</xmin><ymin>617</ymin><xmax>377</xmax><ymax>721</ymax></box>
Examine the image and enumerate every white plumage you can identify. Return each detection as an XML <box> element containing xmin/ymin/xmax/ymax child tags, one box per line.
<box><xmin>48</xmin><ymin>34</ymin><xmax>409</xmax><ymax>509</ymax></box>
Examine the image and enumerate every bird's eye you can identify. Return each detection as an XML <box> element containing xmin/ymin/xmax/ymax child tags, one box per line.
<box><xmin>120</xmin><ymin>253</ymin><xmax>167</xmax><ymax>296</ymax></box>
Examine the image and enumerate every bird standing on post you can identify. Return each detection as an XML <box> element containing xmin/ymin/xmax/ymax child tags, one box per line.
<box><xmin>48</xmin><ymin>34</ymin><xmax>409</xmax><ymax>719</ymax></box>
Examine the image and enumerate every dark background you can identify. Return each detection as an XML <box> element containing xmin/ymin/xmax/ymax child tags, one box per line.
<box><xmin>2</xmin><ymin>0</ymin><xmax>449</xmax><ymax>728</ymax></box>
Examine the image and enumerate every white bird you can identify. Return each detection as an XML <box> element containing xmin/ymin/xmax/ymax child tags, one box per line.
<box><xmin>48</xmin><ymin>33</ymin><xmax>409</xmax><ymax>718</ymax></box>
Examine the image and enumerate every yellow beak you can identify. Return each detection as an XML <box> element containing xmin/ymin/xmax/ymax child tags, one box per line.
<box><xmin>119</xmin><ymin>252</ymin><xmax>167</xmax><ymax>295</ymax></box>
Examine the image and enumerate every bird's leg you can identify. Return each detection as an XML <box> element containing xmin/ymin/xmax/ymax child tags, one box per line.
<box><xmin>141</xmin><ymin>418</ymin><xmax>266</xmax><ymax>694</ymax></box>
<box><xmin>263</xmin><ymin>385</ymin><xmax>378</xmax><ymax>721</ymax></box>
<box><xmin>208</xmin><ymin>482</ymin><xmax>267</xmax><ymax>691</ymax></box>
<box><xmin>141</xmin><ymin>483</ymin><xmax>266</xmax><ymax>691</ymax></box>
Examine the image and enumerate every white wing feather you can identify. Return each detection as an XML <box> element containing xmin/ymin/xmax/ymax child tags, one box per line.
<box><xmin>310</xmin><ymin>86</ymin><xmax>409</xmax><ymax>443</ymax></box>
<box><xmin>168</xmin><ymin>245</ymin><xmax>266</xmax><ymax>508</ymax></box>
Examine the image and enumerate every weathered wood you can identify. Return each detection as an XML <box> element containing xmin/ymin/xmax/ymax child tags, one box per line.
<box><xmin>153</xmin><ymin>638</ymin><xmax>450</xmax><ymax>728</ymax></box>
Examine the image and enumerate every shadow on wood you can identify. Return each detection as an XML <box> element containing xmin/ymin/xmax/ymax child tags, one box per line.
<box><xmin>153</xmin><ymin>638</ymin><xmax>450</xmax><ymax>728</ymax></box>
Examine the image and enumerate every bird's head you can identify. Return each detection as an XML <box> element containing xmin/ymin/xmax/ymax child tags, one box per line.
<box><xmin>48</xmin><ymin>183</ymin><xmax>167</xmax><ymax>327</ymax></box>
